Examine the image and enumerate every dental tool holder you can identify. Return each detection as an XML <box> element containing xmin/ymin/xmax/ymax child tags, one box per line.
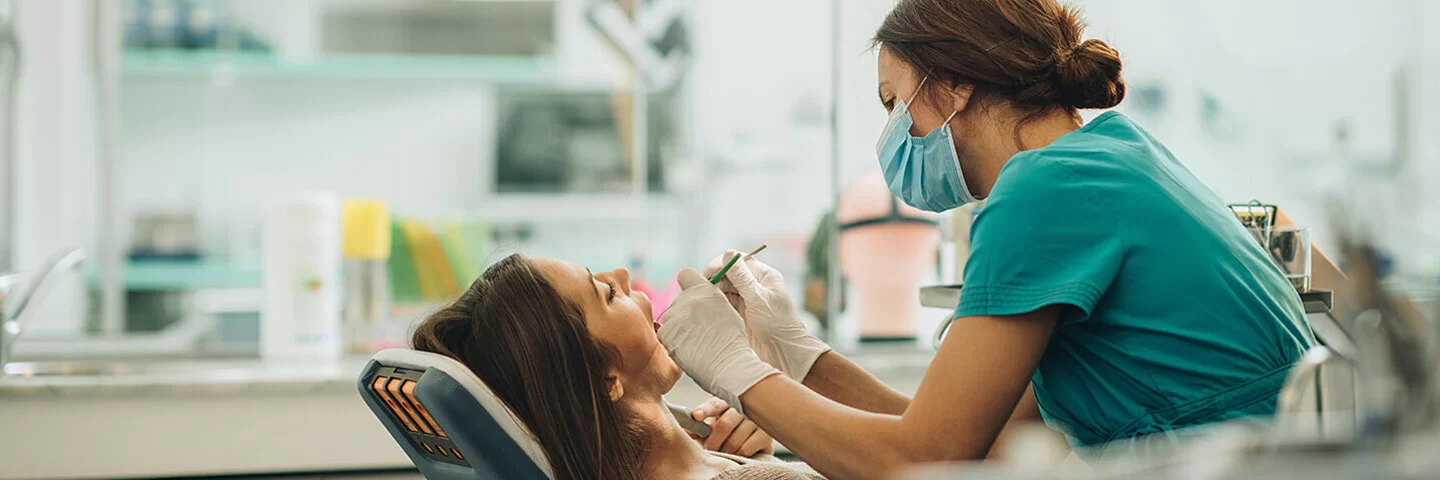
<box><xmin>1230</xmin><ymin>200</ymin><xmax>1312</xmax><ymax>293</ymax></box>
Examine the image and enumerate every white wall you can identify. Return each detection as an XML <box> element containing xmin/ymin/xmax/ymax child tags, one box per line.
<box><xmin>1411</xmin><ymin>0</ymin><xmax>1440</xmax><ymax>271</ymax></box>
<box><xmin>13</xmin><ymin>0</ymin><xmax>100</xmax><ymax>334</ymax></box>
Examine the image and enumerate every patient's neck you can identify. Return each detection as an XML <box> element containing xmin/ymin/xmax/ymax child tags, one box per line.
<box><xmin>627</xmin><ymin>395</ymin><xmax>733</xmax><ymax>479</ymax></box>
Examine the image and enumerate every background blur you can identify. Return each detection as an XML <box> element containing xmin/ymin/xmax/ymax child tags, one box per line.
<box><xmin>4</xmin><ymin>0</ymin><xmax>1437</xmax><ymax>362</ymax></box>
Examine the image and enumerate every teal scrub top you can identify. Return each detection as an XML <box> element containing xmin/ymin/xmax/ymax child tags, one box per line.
<box><xmin>955</xmin><ymin>112</ymin><xmax>1315</xmax><ymax>454</ymax></box>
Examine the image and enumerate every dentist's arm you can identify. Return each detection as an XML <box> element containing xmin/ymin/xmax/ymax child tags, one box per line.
<box><xmin>705</xmin><ymin>254</ymin><xmax>1057</xmax><ymax>453</ymax></box>
<box><xmin>661</xmin><ymin>273</ymin><xmax>1058</xmax><ymax>479</ymax></box>
<box><xmin>739</xmin><ymin>307</ymin><xmax>1058</xmax><ymax>479</ymax></box>
<box><xmin>804</xmin><ymin>350</ymin><xmax>1057</xmax><ymax>456</ymax></box>
<box><xmin>801</xmin><ymin>351</ymin><xmax>911</xmax><ymax>415</ymax></box>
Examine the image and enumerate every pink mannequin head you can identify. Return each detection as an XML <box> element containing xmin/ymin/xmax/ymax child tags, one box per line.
<box><xmin>835</xmin><ymin>173</ymin><xmax>940</xmax><ymax>338</ymax></box>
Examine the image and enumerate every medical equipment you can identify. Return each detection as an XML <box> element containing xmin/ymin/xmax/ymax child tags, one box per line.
<box><xmin>1231</xmin><ymin>200</ymin><xmax>1314</xmax><ymax>292</ymax></box>
<box><xmin>359</xmin><ymin>349</ymin><xmax>715</xmax><ymax>479</ymax></box>
<box><xmin>1230</xmin><ymin>200</ymin><xmax>1278</xmax><ymax>232</ymax></box>
<box><xmin>359</xmin><ymin>348</ymin><xmax>552</xmax><ymax>479</ymax></box>
<box><xmin>708</xmin><ymin>244</ymin><xmax>767</xmax><ymax>284</ymax></box>
<box><xmin>667</xmin><ymin>401</ymin><xmax>714</xmax><ymax>437</ymax></box>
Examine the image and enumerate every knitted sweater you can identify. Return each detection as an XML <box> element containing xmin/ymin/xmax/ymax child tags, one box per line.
<box><xmin>707</xmin><ymin>452</ymin><xmax>825</xmax><ymax>480</ymax></box>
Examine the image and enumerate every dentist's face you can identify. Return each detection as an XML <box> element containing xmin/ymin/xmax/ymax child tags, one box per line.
<box><xmin>534</xmin><ymin>258</ymin><xmax>681</xmax><ymax>397</ymax></box>
<box><xmin>877</xmin><ymin>46</ymin><xmax>952</xmax><ymax>137</ymax></box>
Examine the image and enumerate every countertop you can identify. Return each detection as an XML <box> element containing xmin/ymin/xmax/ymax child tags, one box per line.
<box><xmin>0</xmin><ymin>357</ymin><xmax>369</xmax><ymax>398</ymax></box>
<box><xmin>0</xmin><ymin>344</ymin><xmax>935</xmax><ymax>399</ymax></box>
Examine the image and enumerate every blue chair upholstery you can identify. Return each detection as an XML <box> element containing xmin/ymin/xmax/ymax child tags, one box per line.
<box><xmin>358</xmin><ymin>349</ymin><xmax>553</xmax><ymax>479</ymax></box>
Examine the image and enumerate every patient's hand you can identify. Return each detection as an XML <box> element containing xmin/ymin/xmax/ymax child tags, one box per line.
<box><xmin>690</xmin><ymin>397</ymin><xmax>775</xmax><ymax>457</ymax></box>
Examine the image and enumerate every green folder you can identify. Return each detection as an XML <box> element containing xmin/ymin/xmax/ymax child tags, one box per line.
<box><xmin>388</xmin><ymin>219</ymin><xmax>422</xmax><ymax>304</ymax></box>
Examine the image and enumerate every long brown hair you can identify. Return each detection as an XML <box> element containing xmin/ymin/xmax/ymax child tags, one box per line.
<box><xmin>411</xmin><ymin>254</ymin><xmax>646</xmax><ymax>479</ymax></box>
<box><xmin>874</xmin><ymin>0</ymin><xmax>1125</xmax><ymax>121</ymax></box>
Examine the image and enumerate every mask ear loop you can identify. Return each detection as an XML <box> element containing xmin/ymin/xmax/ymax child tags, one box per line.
<box><xmin>909</xmin><ymin>75</ymin><xmax>961</xmax><ymax>129</ymax></box>
<box><xmin>905</xmin><ymin>75</ymin><xmax>930</xmax><ymax>106</ymax></box>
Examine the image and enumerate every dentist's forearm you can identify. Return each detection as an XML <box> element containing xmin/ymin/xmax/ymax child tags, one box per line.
<box><xmin>801</xmin><ymin>351</ymin><xmax>911</xmax><ymax>415</ymax></box>
<box><xmin>741</xmin><ymin>374</ymin><xmax>919</xmax><ymax>480</ymax></box>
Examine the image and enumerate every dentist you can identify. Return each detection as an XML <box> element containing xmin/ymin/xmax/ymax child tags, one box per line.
<box><xmin>658</xmin><ymin>0</ymin><xmax>1314</xmax><ymax>478</ymax></box>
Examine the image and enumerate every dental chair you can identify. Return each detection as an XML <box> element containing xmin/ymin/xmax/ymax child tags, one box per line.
<box><xmin>358</xmin><ymin>348</ymin><xmax>553</xmax><ymax>479</ymax></box>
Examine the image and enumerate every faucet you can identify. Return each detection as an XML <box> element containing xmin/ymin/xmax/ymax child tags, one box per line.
<box><xmin>0</xmin><ymin>247</ymin><xmax>86</xmax><ymax>372</ymax></box>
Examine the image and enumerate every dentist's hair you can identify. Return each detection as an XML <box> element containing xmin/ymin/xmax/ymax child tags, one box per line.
<box><xmin>874</xmin><ymin>0</ymin><xmax>1124</xmax><ymax>113</ymax></box>
<box><xmin>411</xmin><ymin>254</ymin><xmax>646</xmax><ymax>480</ymax></box>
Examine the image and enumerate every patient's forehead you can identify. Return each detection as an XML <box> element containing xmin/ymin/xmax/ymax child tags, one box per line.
<box><xmin>530</xmin><ymin>257</ymin><xmax>595</xmax><ymax>308</ymax></box>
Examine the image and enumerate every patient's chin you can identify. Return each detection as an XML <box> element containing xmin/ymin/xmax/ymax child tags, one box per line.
<box><xmin>649</xmin><ymin>349</ymin><xmax>683</xmax><ymax>390</ymax></box>
<box><xmin>660</xmin><ymin>369</ymin><xmax>682</xmax><ymax>393</ymax></box>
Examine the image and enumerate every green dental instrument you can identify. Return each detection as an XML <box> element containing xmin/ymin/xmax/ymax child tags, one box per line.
<box><xmin>709</xmin><ymin>244</ymin><xmax>768</xmax><ymax>284</ymax></box>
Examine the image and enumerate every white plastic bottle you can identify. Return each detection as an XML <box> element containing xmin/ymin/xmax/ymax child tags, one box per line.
<box><xmin>261</xmin><ymin>193</ymin><xmax>342</xmax><ymax>360</ymax></box>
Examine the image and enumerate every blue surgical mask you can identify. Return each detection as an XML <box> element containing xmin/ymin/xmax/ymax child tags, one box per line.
<box><xmin>875</xmin><ymin>77</ymin><xmax>978</xmax><ymax>212</ymax></box>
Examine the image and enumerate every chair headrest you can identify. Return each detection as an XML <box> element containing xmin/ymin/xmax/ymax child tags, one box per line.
<box><xmin>361</xmin><ymin>348</ymin><xmax>554</xmax><ymax>479</ymax></box>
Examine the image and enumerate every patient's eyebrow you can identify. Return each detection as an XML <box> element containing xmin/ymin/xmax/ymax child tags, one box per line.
<box><xmin>585</xmin><ymin>267</ymin><xmax>601</xmax><ymax>302</ymax></box>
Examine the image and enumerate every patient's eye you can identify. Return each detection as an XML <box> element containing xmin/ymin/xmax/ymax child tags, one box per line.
<box><xmin>606</xmin><ymin>281</ymin><xmax>617</xmax><ymax>303</ymax></box>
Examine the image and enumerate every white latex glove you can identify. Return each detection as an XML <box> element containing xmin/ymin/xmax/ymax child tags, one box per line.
<box><xmin>658</xmin><ymin>268</ymin><xmax>780</xmax><ymax>416</ymax></box>
<box><xmin>704</xmin><ymin>251</ymin><xmax>832</xmax><ymax>382</ymax></box>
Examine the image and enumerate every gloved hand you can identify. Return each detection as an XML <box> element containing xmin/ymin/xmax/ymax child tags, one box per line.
<box><xmin>704</xmin><ymin>251</ymin><xmax>832</xmax><ymax>382</ymax></box>
<box><xmin>658</xmin><ymin>268</ymin><xmax>780</xmax><ymax>415</ymax></box>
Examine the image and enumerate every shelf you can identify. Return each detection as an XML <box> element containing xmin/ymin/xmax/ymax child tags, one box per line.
<box><xmin>123</xmin><ymin>49</ymin><xmax>557</xmax><ymax>83</ymax></box>
<box><xmin>88</xmin><ymin>259</ymin><xmax>262</xmax><ymax>292</ymax></box>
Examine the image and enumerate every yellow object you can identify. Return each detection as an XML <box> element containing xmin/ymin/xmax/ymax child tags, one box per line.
<box><xmin>399</xmin><ymin>220</ymin><xmax>462</xmax><ymax>301</ymax></box>
<box><xmin>342</xmin><ymin>199</ymin><xmax>392</xmax><ymax>259</ymax></box>
<box><xmin>399</xmin><ymin>221</ymin><xmax>439</xmax><ymax>300</ymax></box>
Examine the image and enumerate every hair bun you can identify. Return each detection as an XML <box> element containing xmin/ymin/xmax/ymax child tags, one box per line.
<box><xmin>1055</xmin><ymin>39</ymin><xmax>1125</xmax><ymax>109</ymax></box>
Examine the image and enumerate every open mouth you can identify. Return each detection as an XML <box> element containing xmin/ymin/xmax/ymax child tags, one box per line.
<box><xmin>636</xmin><ymin>290</ymin><xmax>658</xmax><ymax>332</ymax></box>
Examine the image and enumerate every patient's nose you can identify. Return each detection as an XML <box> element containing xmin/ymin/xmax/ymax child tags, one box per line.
<box><xmin>612</xmin><ymin>268</ymin><xmax>633</xmax><ymax>293</ymax></box>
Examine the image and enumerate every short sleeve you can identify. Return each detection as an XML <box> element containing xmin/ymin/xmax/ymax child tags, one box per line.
<box><xmin>956</xmin><ymin>153</ymin><xmax>1124</xmax><ymax>324</ymax></box>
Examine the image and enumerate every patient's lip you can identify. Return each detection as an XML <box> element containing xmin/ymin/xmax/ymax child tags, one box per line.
<box><xmin>636</xmin><ymin>289</ymin><xmax>654</xmax><ymax>322</ymax></box>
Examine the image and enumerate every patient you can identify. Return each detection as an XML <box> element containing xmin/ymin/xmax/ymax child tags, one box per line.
<box><xmin>411</xmin><ymin>254</ymin><xmax>822</xmax><ymax>480</ymax></box>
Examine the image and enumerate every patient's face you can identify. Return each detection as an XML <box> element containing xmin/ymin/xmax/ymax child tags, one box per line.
<box><xmin>534</xmin><ymin>258</ymin><xmax>682</xmax><ymax>397</ymax></box>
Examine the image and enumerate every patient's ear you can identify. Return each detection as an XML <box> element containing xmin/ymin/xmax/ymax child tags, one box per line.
<box><xmin>606</xmin><ymin>372</ymin><xmax>624</xmax><ymax>402</ymax></box>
